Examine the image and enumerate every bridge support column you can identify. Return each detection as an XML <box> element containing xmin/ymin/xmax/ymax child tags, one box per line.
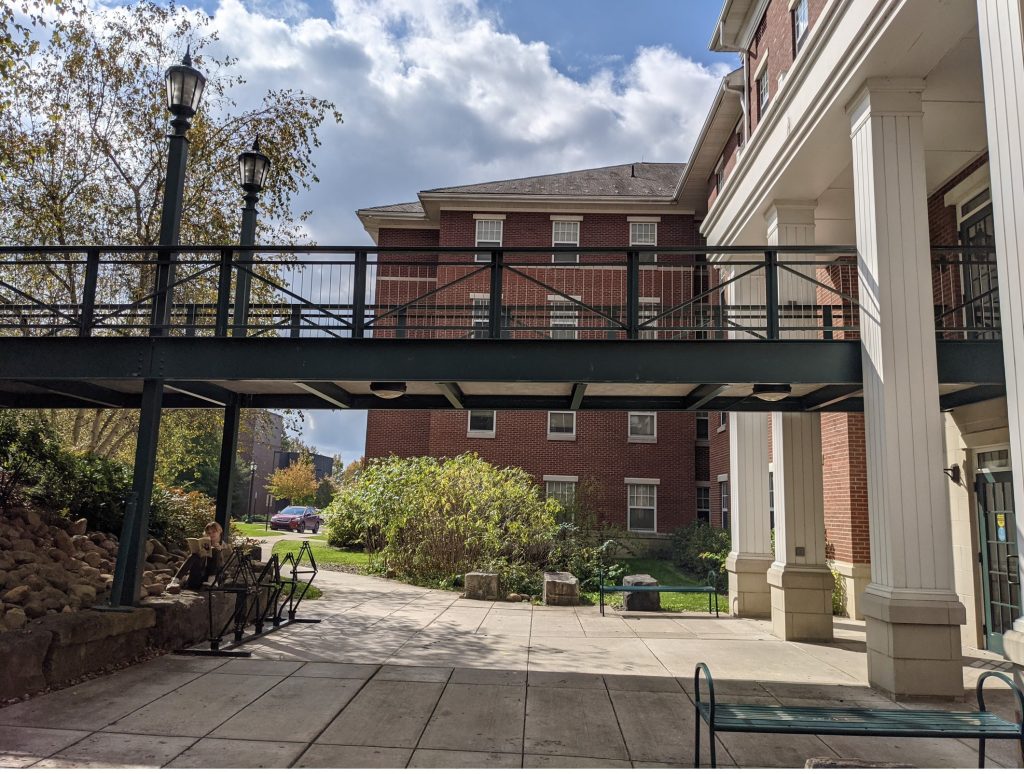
<box><xmin>214</xmin><ymin>395</ymin><xmax>241</xmax><ymax>535</ymax></box>
<box><xmin>726</xmin><ymin>412</ymin><xmax>772</xmax><ymax>618</ymax></box>
<box><xmin>109</xmin><ymin>379</ymin><xmax>164</xmax><ymax>608</ymax></box>
<box><xmin>977</xmin><ymin>0</ymin><xmax>1024</xmax><ymax>669</ymax></box>
<box><xmin>848</xmin><ymin>79</ymin><xmax>964</xmax><ymax>698</ymax></box>
<box><xmin>764</xmin><ymin>201</ymin><xmax>834</xmax><ymax>642</ymax></box>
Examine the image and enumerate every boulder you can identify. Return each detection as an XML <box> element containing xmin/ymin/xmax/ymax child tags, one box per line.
<box><xmin>23</xmin><ymin>599</ymin><xmax>47</xmax><ymax>619</ymax></box>
<box><xmin>69</xmin><ymin>584</ymin><xmax>97</xmax><ymax>604</ymax></box>
<box><xmin>54</xmin><ymin>530</ymin><xmax>75</xmax><ymax>556</ymax></box>
<box><xmin>542</xmin><ymin>571</ymin><xmax>580</xmax><ymax>606</ymax></box>
<box><xmin>82</xmin><ymin>552</ymin><xmax>103</xmax><ymax>568</ymax></box>
<box><xmin>24</xmin><ymin>511</ymin><xmax>42</xmax><ymax>528</ymax></box>
<box><xmin>2</xmin><ymin>585</ymin><xmax>30</xmax><ymax>605</ymax></box>
<box><xmin>69</xmin><ymin>518</ymin><xmax>88</xmax><ymax>536</ymax></box>
<box><xmin>464</xmin><ymin>572</ymin><xmax>500</xmax><ymax>601</ymax></box>
<box><xmin>144</xmin><ymin>583</ymin><xmax>165</xmax><ymax>596</ymax></box>
<box><xmin>622</xmin><ymin>574</ymin><xmax>661</xmax><ymax>611</ymax></box>
<box><xmin>3</xmin><ymin>606</ymin><xmax>28</xmax><ymax>630</ymax></box>
<box><xmin>12</xmin><ymin>538</ymin><xmax>36</xmax><ymax>552</ymax></box>
<box><xmin>506</xmin><ymin>593</ymin><xmax>523</xmax><ymax>603</ymax></box>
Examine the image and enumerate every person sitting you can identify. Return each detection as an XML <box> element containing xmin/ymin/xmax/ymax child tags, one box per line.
<box><xmin>167</xmin><ymin>522</ymin><xmax>227</xmax><ymax>593</ymax></box>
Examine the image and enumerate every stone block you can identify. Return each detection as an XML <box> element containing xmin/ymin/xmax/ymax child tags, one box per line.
<box><xmin>464</xmin><ymin>572</ymin><xmax>500</xmax><ymax>601</ymax></box>
<box><xmin>0</xmin><ymin>628</ymin><xmax>53</xmax><ymax>700</ymax></box>
<box><xmin>622</xmin><ymin>573</ymin><xmax>661</xmax><ymax>611</ymax></box>
<box><xmin>542</xmin><ymin>571</ymin><xmax>579</xmax><ymax>606</ymax></box>
<box><xmin>37</xmin><ymin>608</ymin><xmax>156</xmax><ymax>685</ymax></box>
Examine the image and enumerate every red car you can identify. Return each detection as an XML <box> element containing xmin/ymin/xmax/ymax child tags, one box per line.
<box><xmin>269</xmin><ymin>506</ymin><xmax>321</xmax><ymax>533</ymax></box>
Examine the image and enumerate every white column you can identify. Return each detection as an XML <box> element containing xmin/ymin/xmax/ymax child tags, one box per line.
<box><xmin>977</xmin><ymin>0</ymin><xmax>1024</xmax><ymax>667</ymax></box>
<box><xmin>764</xmin><ymin>202</ymin><xmax>834</xmax><ymax>642</ymax></box>
<box><xmin>847</xmin><ymin>78</ymin><xmax>965</xmax><ymax>699</ymax></box>
<box><xmin>726</xmin><ymin>270</ymin><xmax>772</xmax><ymax>617</ymax></box>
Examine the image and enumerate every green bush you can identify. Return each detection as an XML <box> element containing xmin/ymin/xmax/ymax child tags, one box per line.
<box><xmin>0</xmin><ymin>410</ymin><xmax>64</xmax><ymax>511</ymax></box>
<box><xmin>545</xmin><ymin>527</ymin><xmax>627</xmax><ymax>592</ymax></box>
<box><xmin>323</xmin><ymin>454</ymin><xmax>559</xmax><ymax>589</ymax></box>
<box><xmin>671</xmin><ymin>521</ymin><xmax>731</xmax><ymax>591</ymax></box>
<box><xmin>830</xmin><ymin>564</ymin><xmax>848</xmax><ymax>616</ymax></box>
<box><xmin>149</xmin><ymin>485</ymin><xmax>216</xmax><ymax>545</ymax></box>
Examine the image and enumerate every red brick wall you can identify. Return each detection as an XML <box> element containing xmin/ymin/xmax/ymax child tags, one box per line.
<box><xmin>709</xmin><ymin>413</ymin><xmax>730</xmax><ymax>529</ymax></box>
<box><xmin>821</xmin><ymin>413</ymin><xmax>870</xmax><ymax>564</ymax></box>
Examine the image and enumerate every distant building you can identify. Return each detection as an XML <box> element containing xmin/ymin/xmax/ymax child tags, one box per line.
<box><xmin>237</xmin><ymin>410</ymin><xmax>285</xmax><ymax>516</ymax></box>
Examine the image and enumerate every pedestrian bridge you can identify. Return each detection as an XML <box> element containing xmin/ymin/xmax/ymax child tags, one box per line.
<box><xmin>0</xmin><ymin>243</ymin><xmax>1005</xmax><ymax>413</ymax></box>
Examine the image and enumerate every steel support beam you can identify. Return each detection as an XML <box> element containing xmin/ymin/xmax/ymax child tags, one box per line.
<box><xmin>570</xmin><ymin>382</ymin><xmax>587</xmax><ymax>410</ymax></box>
<box><xmin>165</xmin><ymin>381</ymin><xmax>234</xmax><ymax>406</ymax></box>
<box><xmin>682</xmin><ymin>383</ymin><xmax>727</xmax><ymax>410</ymax></box>
<box><xmin>214</xmin><ymin>395</ymin><xmax>241</xmax><ymax>533</ymax></box>
<box><xmin>939</xmin><ymin>385</ymin><xmax>1007</xmax><ymax>410</ymax></box>
<box><xmin>437</xmin><ymin>382</ymin><xmax>465</xmax><ymax>409</ymax></box>
<box><xmin>801</xmin><ymin>384</ymin><xmax>863</xmax><ymax>410</ymax></box>
<box><xmin>108</xmin><ymin>379</ymin><xmax>163</xmax><ymax>608</ymax></box>
<box><xmin>19</xmin><ymin>380</ymin><xmax>130</xmax><ymax>408</ymax></box>
<box><xmin>295</xmin><ymin>381</ymin><xmax>353</xmax><ymax>408</ymax></box>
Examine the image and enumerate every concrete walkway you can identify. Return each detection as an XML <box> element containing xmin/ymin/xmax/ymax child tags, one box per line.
<box><xmin>0</xmin><ymin>570</ymin><xmax>1020</xmax><ymax>768</ymax></box>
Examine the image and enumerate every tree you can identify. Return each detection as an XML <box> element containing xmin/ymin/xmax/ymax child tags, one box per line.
<box><xmin>266</xmin><ymin>457</ymin><xmax>318</xmax><ymax>506</ymax></box>
<box><xmin>1</xmin><ymin>0</ymin><xmax>341</xmax><ymax>457</ymax></box>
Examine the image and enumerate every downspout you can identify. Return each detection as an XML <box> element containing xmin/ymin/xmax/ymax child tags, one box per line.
<box><xmin>724</xmin><ymin>56</ymin><xmax>749</xmax><ymax>146</ymax></box>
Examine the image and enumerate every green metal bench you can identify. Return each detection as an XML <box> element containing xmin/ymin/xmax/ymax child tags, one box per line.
<box><xmin>693</xmin><ymin>662</ymin><xmax>1024</xmax><ymax>768</ymax></box>
<box><xmin>598</xmin><ymin>568</ymin><xmax>719</xmax><ymax>617</ymax></box>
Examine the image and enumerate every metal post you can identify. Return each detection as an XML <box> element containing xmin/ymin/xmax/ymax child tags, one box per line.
<box><xmin>290</xmin><ymin>305</ymin><xmax>301</xmax><ymax>338</ymax></box>
<box><xmin>79</xmin><ymin>249</ymin><xmax>100</xmax><ymax>337</ymax></box>
<box><xmin>626</xmin><ymin>250</ymin><xmax>640</xmax><ymax>340</ymax></box>
<box><xmin>488</xmin><ymin>249</ymin><xmax>504</xmax><ymax>339</ymax></box>
<box><xmin>151</xmin><ymin>116</ymin><xmax>192</xmax><ymax>336</ymax></box>
<box><xmin>109</xmin><ymin>378</ymin><xmax>163</xmax><ymax>607</ymax></box>
<box><xmin>352</xmin><ymin>250</ymin><xmax>367</xmax><ymax>339</ymax></box>
<box><xmin>184</xmin><ymin>304</ymin><xmax>197</xmax><ymax>337</ymax></box>
<box><xmin>822</xmin><ymin>305</ymin><xmax>834</xmax><ymax>341</ymax></box>
<box><xmin>215</xmin><ymin>395</ymin><xmax>241</xmax><ymax>534</ymax></box>
<box><xmin>215</xmin><ymin>248</ymin><xmax>233</xmax><ymax>337</ymax></box>
<box><xmin>232</xmin><ymin>191</ymin><xmax>259</xmax><ymax>337</ymax></box>
<box><xmin>765</xmin><ymin>250</ymin><xmax>780</xmax><ymax>339</ymax></box>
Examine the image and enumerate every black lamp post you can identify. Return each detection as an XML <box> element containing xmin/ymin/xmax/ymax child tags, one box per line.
<box><xmin>151</xmin><ymin>48</ymin><xmax>206</xmax><ymax>334</ymax></box>
<box><xmin>232</xmin><ymin>137</ymin><xmax>271</xmax><ymax>337</ymax></box>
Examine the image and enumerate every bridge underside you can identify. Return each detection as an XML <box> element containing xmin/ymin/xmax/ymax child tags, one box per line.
<box><xmin>0</xmin><ymin>338</ymin><xmax>1006</xmax><ymax>413</ymax></box>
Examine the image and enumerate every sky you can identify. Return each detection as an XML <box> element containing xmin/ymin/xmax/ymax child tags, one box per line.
<box><xmin>105</xmin><ymin>0</ymin><xmax>739</xmax><ymax>464</ymax></box>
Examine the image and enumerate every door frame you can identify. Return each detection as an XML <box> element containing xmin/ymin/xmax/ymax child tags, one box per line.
<box><xmin>974</xmin><ymin>445</ymin><xmax>1017</xmax><ymax>654</ymax></box>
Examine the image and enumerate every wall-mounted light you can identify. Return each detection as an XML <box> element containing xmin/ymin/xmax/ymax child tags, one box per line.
<box><xmin>944</xmin><ymin>463</ymin><xmax>962</xmax><ymax>485</ymax></box>
<box><xmin>752</xmin><ymin>383</ymin><xmax>791</xmax><ymax>402</ymax></box>
<box><xmin>370</xmin><ymin>381</ymin><xmax>407</xmax><ymax>399</ymax></box>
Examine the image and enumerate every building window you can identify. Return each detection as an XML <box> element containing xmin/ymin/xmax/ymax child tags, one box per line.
<box><xmin>549</xmin><ymin>296</ymin><xmax>579</xmax><ymax>340</ymax></box>
<box><xmin>714</xmin><ymin>156</ymin><xmax>725</xmax><ymax>194</ymax></box>
<box><xmin>470</xmin><ymin>295</ymin><xmax>489</xmax><ymax>339</ymax></box>
<box><xmin>627</xmin><ymin>482</ymin><xmax>657</xmax><ymax>532</ymax></box>
<box><xmin>630</xmin><ymin>221</ymin><xmax>658</xmax><ymax>264</ymax></box>
<box><xmin>697</xmin><ymin>484</ymin><xmax>711</xmax><ymax>524</ymax></box>
<box><xmin>552</xmin><ymin>220</ymin><xmax>580</xmax><ymax>264</ymax></box>
<box><xmin>639</xmin><ymin>298</ymin><xmax>660</xmax><ymax>340</ymax></box>
<box><xmin>756</xmin><ymin>65</ymin><xmax>770</xmax><ymax>120</ymax></box>
<box><xmin>467</xmin><ymin>409</ymin><xmax>495</xmax><ymax>438</ymax></box>
<box><xmin>545</xmin><ymin>478</ymin><xmax>577</xmax><ymax>512</ymax></box>
<box><xmin>718</xmin><ymin>412</ymin><xmax>727</xmax><ymax>431</ymax></box>
<box><xmin>628</xmin><ymin>412</ymin><xmax>657</xmax><ymax>442</ymax></box>
<box><xmin>475</xmin><ymin>218</ymin><xmax>503</xmax><ymax>263</ymax></box>
<box><xmin>548</xmin><ymin>411</ymin><xmax>576</xmax><ymax>440</ymax></box>
<box><xmin>792</xmin><ymin>0</ymin><xmax>809</xmax><ymax>55</ymax></box>
<box><xmin>720</xmin><ymin>481</ymin><xmax>730</xmax><ymax>531</ymax></box>
<box><xmin>696</xmin><ymin>411</ymin><xmax>709</xmax><ymax>441</ymax></box>
<box><xmin>768</xmin><ymin>470</ymin><xmax>775</xmax><ymax>530</ymax></box>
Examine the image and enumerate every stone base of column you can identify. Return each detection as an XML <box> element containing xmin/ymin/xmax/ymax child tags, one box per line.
<box><xmin>1002</xmin><ymin>623</ymin><xmax>1024</xmax><ymax>666</ymax></box>
<box><xmin>767</xmin><ymin>564</ymin><xmax>834</xmax><ymax>642</ymax></box>
<box><xmin>726</xmin><ymin>553</ymin><xmax>772</xmax><ymax>618</ymax></box>
<box><xmin>831</xmin><ymin>560</ymin><xmax>871</xmax><ymax>620</ymax></box>
<box><xmin>862</xmin><ymin>587</ymin><xmax>967</xmax><ymax>700</ymax></box>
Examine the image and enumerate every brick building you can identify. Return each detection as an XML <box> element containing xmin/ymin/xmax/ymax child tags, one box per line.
<box><xmin>359</xmin><ymin>164</ymin><xmax>732</xmax><ymax>545</ymax></box>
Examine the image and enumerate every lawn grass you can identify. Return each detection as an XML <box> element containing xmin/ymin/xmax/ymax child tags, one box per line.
<box><xmin>580</xmin><ymin>558</ymin><xmax>728</xmax><ymax>613</ymax></box>
<box><xmin>230</xmin><ymin>520</ymin><xmax>327</xmax><ymax>540</ymax></box>
<box><xmin>271</xmin><ymin>539</ymin><xmax>371</xmax><ymax>571</ymax></box>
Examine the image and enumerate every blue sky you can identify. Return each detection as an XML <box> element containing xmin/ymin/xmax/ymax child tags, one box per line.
<box><xmin>133</xmin><ymin>0</ymin><xmax>737</xmax><ymax>463</ymax></box>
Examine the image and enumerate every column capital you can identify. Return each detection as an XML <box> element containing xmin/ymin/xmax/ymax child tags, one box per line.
<box><xmin>846</xmin><ymin>77</ymin><xmax>926</xmax><ymax>134</ymax></box>
<box><xmin>763</xmin><ymin>200</ymin><xmax>817</xmax><ymax>229</ymax></box>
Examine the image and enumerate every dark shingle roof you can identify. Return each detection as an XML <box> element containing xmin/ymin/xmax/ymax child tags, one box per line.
<box><xmin>358</xmin><ymin>201</ymin><xmax>425</xmax><ymax>215</ymax></box>
<box><xmin>422</xmin><ymin>163</ymin><xmax>685</xmax><ymax>198</ymax></box>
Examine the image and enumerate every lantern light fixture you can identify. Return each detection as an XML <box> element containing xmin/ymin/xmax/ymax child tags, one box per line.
<box><xmin>164</xmin><ymin>47</ymin><xmax>206</xmax><ymax>119</ymax></box>
<box><xmin>751</xmin><ymin>383</ymin><xmax>792</xmax><ymax>402</ymax></box>
<box><xmin>238</xmin><ymin>136</ymin><xmax>272</xmax><ymax>193</ymax></box>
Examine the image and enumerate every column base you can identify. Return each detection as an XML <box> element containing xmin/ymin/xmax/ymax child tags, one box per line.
<box><xmin>726</xmin><ymin>553</ymin><xmax>772</xmax><ymax>618</ymax></box>
<box><xmin>1002</xmin><ymin>621</ymin><xmax>1024</xmax><ymax>667</ymax></box>
<box><xmin>862</xmin><ymin>586</ymin><xmax>967</xmax><ymax>700</ymax></box>
<box><xmin>767</xmin><ymin>563</ymin><xmax>834</xmax><ymax>642</ymax></box>
<box><xmin>830</xmin><ymin>560</ymin><xmax>871</xmax><ymax>620</ymax></box>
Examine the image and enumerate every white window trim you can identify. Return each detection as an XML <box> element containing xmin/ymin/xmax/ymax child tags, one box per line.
<box><xmin>718</xmin><ymin>412</ymin><xmax>728</xmax><ymax>432</ymax></box>
<box><xmin>629</xmin><ymin>221</ymin><xmax>658</xmax><ymax>265</ymax></box>
<box><xmin>975</xmin><ymin>444</ymin><xmax>1012</xmax><ymax>473</ymax></box>
<box><xmin>752</xmin><ymin>50</ymin><xmax>770</xmax><ymax>80</ymax></box>
<box><xmin>626</xmin><ymin>481</ymin><xmax>658</xmax><ymax>533</ymax></box>
<box><xmin>473</xmin><ymin>213</ymin><xmax>506</xmax><ymax>220</ymax></box>
<box><xmin>548</xmin><ymin>294</ymin><xmax>580</xmax><ymax>340</ymax></box>
<box><xmin>638</xmin><ymin>297</ymin><xmax>661</xmax><ymax>341</ymax></box>
<box><xmin>543</xmin><ymin>474</ymin><xmax>579</xmax><ymax>482</ymax></box>
<box><xmin>627</xmin><ymin>412</ymin><xmax>657</xmax><ymax>443</ymax></box>
<box><xmin>696</xmin><ymin>482</ymin><xmax>712</xmax><ymax>523</ymax></box>
<box><xmin>551</xmin><ymin>220</ymin><xmax>580</xmax><ymax>264</ymax></box>
<box><xmin>627</xmin><ymin>216</ymin><xmax>661</xmax><ymax>223</ymax></box>
<box><xmin>474</xmin><ymin>218</ymin><xmax>503</xmax><ymax>264</ymax></box>
<box><xmin>717</xmin><ymin>473</ymin><xmax>729</xmax><ymax>482</ymax></box>
<box><xmin>550</xmin><ymin>214</ymin><xmax>583</xmax><ymax>221</ymax></box>
<box><xmin>943</xmin><ymin>163</ymin><xmax>989</xmax><ymax>209</ymax></box>
<box><xmin>466</xmin><ymin>410</ymin><xmax>496</xmax><ymax>439</ymax></box>
<box><xmin>547</xmin><ymin>411</ymin><xmax>577</xmax><ymax>441</ymax></box>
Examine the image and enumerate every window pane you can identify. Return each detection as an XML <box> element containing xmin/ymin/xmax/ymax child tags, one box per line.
<box><xmin>630</xmin><ymin>222</ymin><xmax>656</xmax><ymax>245</ymax></box>
<box><xmin>550</xmin><ymin>302</ymin><xmax>578</xmax><ymax>339</ymax></box>
<box><xmin>475</xmin><ymin>219</ymin><xmax>503</xmax><ymax>244</ymax></box>
<box><xmin>468</xmin><ymin>410</ymin><xmax>495</xmax><ymax>432</ymax></box>
<box><xmin>696</xmin><ymin>411</ymin><xmax>709</xmax><ymax>440</ymax></box>
<box><xmin>629</xmin><ymin>413</ymin><xmax>655</xmax><ymax>438</ymax></box>
<box><xmin>629</xmin><ymin>507</ymin><xmax>655</xmax><ymax>531</ymax></box>
<box><xmin>552</xmin><ymin>221</ymin><xmax>579</xmax><ymax>243</ymax></box>
<box><xmin>549</xmin><ymin>412</ymin><xmax>575</xmax><ymax>434</ymax></box>
<box><xmin>547</xmin><ymin>480</ymin><xmax>576</xmax><ymax>507</ymax></box>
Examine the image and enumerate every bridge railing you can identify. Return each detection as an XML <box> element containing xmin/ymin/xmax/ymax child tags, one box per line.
<box><xmin>0</xmin><ymin>244</ymin><xmax>1000</xmax><ymax>341</ymax></box>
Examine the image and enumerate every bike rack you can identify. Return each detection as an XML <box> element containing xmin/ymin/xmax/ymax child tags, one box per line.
<box><xmin>176</xmin><ymin>539</ymin><xmax>321</xmax><ymax>657</ymax></box>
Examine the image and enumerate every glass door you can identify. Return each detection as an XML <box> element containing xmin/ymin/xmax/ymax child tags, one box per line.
<box><xmin>975</xmin><ymin>461</ymin><xmax>1020</xmax><ymax>654</ymax></box>
<box><xmin>959</xmin><ymin>204</ymin><xmax>999</xmax><ymax>340</ymax></box>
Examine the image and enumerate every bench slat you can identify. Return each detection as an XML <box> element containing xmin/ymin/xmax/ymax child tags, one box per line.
<box><xmin>698</xmin><ymin>703</ymin><xmax>1019</xmax><ymax>737</ymax></box>
<box><xmin>601</xmin><ymin>586</ymin><xmax>714</xmax><ymax>593</ymax></box>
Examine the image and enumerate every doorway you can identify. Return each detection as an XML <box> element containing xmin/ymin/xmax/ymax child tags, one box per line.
<box><xmin>975</xmin><ymin>448</ymin><xmax>1019</xmax><ymax>654</ymax></box>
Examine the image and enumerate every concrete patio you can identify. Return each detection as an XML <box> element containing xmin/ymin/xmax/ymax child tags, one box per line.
<box><xmin>0</xmin><ymin>569</ymin><xmax>1020</xmax><ymax>768</ymax></box>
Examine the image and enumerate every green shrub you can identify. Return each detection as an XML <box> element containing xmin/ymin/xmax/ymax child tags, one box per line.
<box><xmin>34</xmin><ymin>452</ymin><xmax>133</xmax><ymax>533</ymax></box>
<box><xmin>545</xmin><ymin>527</ymin><xmax>627</xmax><ymax>592</ymax></box>
<box><xmin>671</xmin><ymin>521</ymin><xmax>731</xmax><ymax>591</ymax></box>
<box><xmin>830</xmin><ymin>564</ymin><xmax>848</xmax><ymax>616</ymax></box>
<box><xmin>149</xmin><ymin>485</ymin><xmax>216</xmax><ymax>544</ymax></box>
<box><xmin>0</xmin><ymin>410</ymin><xmax>64</xmax><ymax>511</ymax></box>
<box><xmin>324</xmin><ymin>454</ymin><xmax>558</xmax><ymax>587</ymax></box>
<box><xmin>322</xmin><ymin>497</ymin><xmax>367</xmax><ymax>548</ymax></box>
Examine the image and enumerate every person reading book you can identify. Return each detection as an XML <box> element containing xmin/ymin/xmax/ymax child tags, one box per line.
<box><xmin>167</xmin><ymin>521</ymin><xmax>226</xmax><ymax>593</ymax></box>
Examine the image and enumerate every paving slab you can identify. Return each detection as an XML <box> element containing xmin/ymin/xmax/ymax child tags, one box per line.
<box><xmin>407</xmin><ymin>749</ymin><xmax>521</xmax><ymax>767</ymax></box>
<box><xmin>720</xmin><ymin>732</ymin><xmax>839</xmax><ymax>768</ymax></box>
<box><xmin>388</xmin><ymin>633</ymin><xmax>530</xmax><ymax>669</ymax></box>
<box><xmin>817</xmin><ymin>734</ymin><xmax>995</xmax><ymax>768</ymax></box>
<box><xmin>166</xmin><ymin>739</ymin><xmax>306</xmax><ymax>768</ymax></box>
<box><xmin>604</xmin><ymin>674</ymin><xmax>684</xmax><ymax>693</ymax></box>
<box><xmin>293</xmin><ymin>744</ymin><xmax>414</xmax><ymax>768</ymax></box>
<box><xmin>527</xmin><ymin>671</ymin><xmax>607</xmax><ymax>690</ymax></box>
<box><xmin>212</xmin><ymin>659</ymin><xmax>304</xmax><ymax>676</ymax></box>
<box><xmin>375</xmin><ymin>665</ymin><xmax>452</xmax><ymax>682</ymax></box>
<box><xmin>0</xmin><ymin>666</ymin><xmax>203</xmax><ymax>732</ymax></box>
<box><xmin>105</xmin><ymin>672</ymin><xmax>283</xmax><ymax>737</ymax></box>
<box><xmin>316</xmin><ymin>679</ymin><xmax>445</xmax><ymax>748</ymax></box>
<box><xmin>524</xmin><ymin>753</ymin><xmax>631</xmax><ymax>767</ymax></box>
<box><xmin>477</xmin><ymin>612</ymin><xmax>534</xmax><ymax>636</ymax></box>
<box><xmin>32</xmin><ymin>732</ymin><xmax>197</xmax><ymax>768</ymax></box>
<box><xmin>0</xmin><ymin>727</ymin><xmax>90</xmax><ymax>768</ymax></box>
<box><xmin>609</xmin><ymin>689</ymin><xmax>704</xmax><ymax>765</ymax></box>
<box><xmin>530</xmin><ymin>636</ymin><xmax>670</xmax><ymax>676</ymax></box>
<box><xmin>644</xmin><ymin>638</ymin><xmax>858</xmax><ymax>683</ymax></box>
<box><xmin>293</xmin><ymin>662</ymin><xmax>378</xmax><ymax>679</ymax></box>
<box><xmin>450</xmin><ymin>667</ymin><xmax>528</xmax><ymax>685</ymax></box>
<box><xmin>525</xmin><ymin>686</ymin><xmax>628</xmax><ymax>759</ymax></box>
<box><xmin>209</xmin><ymin>676</ymin><xmax>365</xmax><ymax>742</ymax></box>
<box><xmin>419</xmin><ymin>683</ymin><xmax>526</xmax><ymax>753</ymax></box>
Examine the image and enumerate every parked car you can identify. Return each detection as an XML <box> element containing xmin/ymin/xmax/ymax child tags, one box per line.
<box><xmin>270</xmin><ymin>505</ymin><xmax>321</xmax><ymax>533</ymax></box>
